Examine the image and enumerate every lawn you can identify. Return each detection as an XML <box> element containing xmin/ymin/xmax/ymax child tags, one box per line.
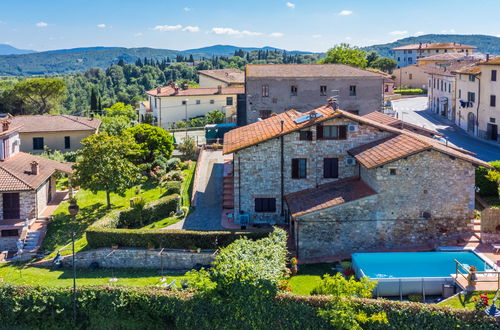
<box><xmin>0</xmin><ymin>263</ymin><xmax>186</xmax><ymax>288</ymax></box>
<box><xmin>439</xmin><ymin>291</ymin><xmax>496</xmax><ymax>309</ymax></box>
<box><xmin>289</xmin><ymin>263</ymin><xmax>338</xmax><ymax>295</ymax></box>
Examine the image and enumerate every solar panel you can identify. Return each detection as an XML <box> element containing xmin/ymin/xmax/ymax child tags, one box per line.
<box><xmin>293</xmin><ymin>112</ymin><xmax>323</xmax><ymax>124</ymax></box>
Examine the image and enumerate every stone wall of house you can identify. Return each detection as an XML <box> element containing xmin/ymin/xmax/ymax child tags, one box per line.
<box><xmin>481</xmin><ymin>208</ymin><xmax>500</xmax><ymax>244</ymax></box>
<box><xmin>296</xmin><ymin>151</ymin><xmax>476</xmax><ymax>259</ymax></box>
<box><xmin>33</xmin><ymin>248</ymin><xmax>216</xmax><ymax>270</ymax></box>
<box><xmin>20</xmin><ymin>191</ymin><xmax>36</xmax><ymax>219</ymax></box>
<box><xmin>245</xmin><ymin>77</ymin><xmax>383</xmax><ymax>124</ymax></box>
<box><xmin>233</xmin><ymin>117</ymin><xmax>391</xmax><ymax>224</ymax></box>
<box><xmin>35</xmin><ymin>176</ymin><xmax>55</xmax><ymax>217</ymax></box>
<box><xmin>0</xmin><ymin>237</ymin><xmax>17</xmax><ymax>251</ymax></box>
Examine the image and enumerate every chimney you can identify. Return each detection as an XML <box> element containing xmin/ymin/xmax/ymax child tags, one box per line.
<box><xmin>487</xmin><ymin>54</ymin><xmax>490</xmax><ymax>62</ymax></box>
<box><xmin>280</xmin><ymin>120</ymin><xmax>284</xmax><ymax>132</ymax></box>
<box><xmin>2</xmin><ymin>120</ymin><xmax>10</xmax><ymax>132</ymax></box>
<box><xmin>327</xmin><ymin>97</ymin><xmax>339</xmax><ymax>110</ymax></box>
<box><xmin>156</xmin><ymin>87</ymin><xmax>161</xmax><ymax>94</ymax></box>
<box><xmin>174</xmin><ymin>87</ymin><xmax>179</xmax><ymax>95</ymax></box>
<box><xmin>169</xmin><ymin>80</ymin><xmax>175</xmax><ymax>88</ymax></box>
<box><xmin>182</xmin><ymin>82</ymin><xmax>188</xmax><ymax>90</ymax></box>
<box><xmin>217</xmin><ymin>85</ymin><xmax>222</xmax><ymax>94</ymax></box>
<box><xmin>31</xmin><ymin>161</ymin><xmax>39</xmax><ymax>175</ymax></box>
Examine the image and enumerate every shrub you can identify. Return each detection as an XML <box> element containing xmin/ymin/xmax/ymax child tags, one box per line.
<box><xmin>177</xmin><ymin>136</ymin><xmax>198</xmax><ymax>160</ymax></box>
<box><xmin>407</xmin><ymin>294</ymin><xmax>423</xmax><ymax>303</ymax></box>
<box><xmin>163</xmin><ymin>181</ymin><xmax>181</xmax><ymax>195</ymax></box>
<box><xmin>166</xmin><ymin>157</ymin><xmax>181</xmax><ymax>171</ymax></box>
<box><xmin>85</xmin><ymin>228</ymin><xmax>271</xmax><ymax>250</ymax></box>
<box><xmin>476</xmin><ymin>165</ymin><xmax>498</xmax><ymax>197</ymax></box>
<box><xmin>166</xmin><ymin>170</ymin><xmax>183</xmax><ymax>181</ymax></box>
<box><xmin>117</xmin><ymin>194</ymin><xmax>179</xmax><ymax>228</ymax></box>
<box><xmin>393</xmin><ymin>88</ymin><xmax>426</xmax><ymax>95</ymax></box>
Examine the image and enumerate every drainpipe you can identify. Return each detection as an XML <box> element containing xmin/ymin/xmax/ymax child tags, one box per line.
<box><xmin>475</xmin><ymin>75</ymin><xmax>481</xmax><ymax>137</ymax></box>
<box><xmin>238</xmin><ymin>153</ymin><xmax>241</xmax><ymax>213</ymax></box>
<box><xmin>280</xmin><ymin>120</ymin><xmax>284</xmax><ymax>216</ymax></box>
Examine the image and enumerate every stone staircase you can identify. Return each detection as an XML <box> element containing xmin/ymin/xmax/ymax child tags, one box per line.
<box><xmin>470</xmin><ymin>218</ymin><xmax>481</xmax><ymax>243</ymax></box>
<box><xmin>22</xmin><ymin>220</ymin><xmax>48</xmax><ymax>252</ymax></box>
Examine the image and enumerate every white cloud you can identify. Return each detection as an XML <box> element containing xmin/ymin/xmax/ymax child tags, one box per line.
<box><xmin>183</xmin><ymin>7</ymin><xmax>191</xmax><ymax>11</ymax></box>
<box><xmin>36</xmin><ymin>22</ymin><xmax>48</xmax><ymax>28</ymax></box>
<box><xmin>211</xmin><ymin>27</ymin><xmax>262</xmax><ymax>36</ymax></box>
<box><xmin>286</xmin><ymin>2</ymin><xmax>295</xmax><ymax>9</ymax></box>
<box><xmin>97</xmin><ymin>24</ymin><xmax>106</xmax><ymax>28</ymax></box>
<box><xmin>270</xmin><ymin>32</ymin><xmax>284</xmax><ymax>37</ymax></box>
<box><xmin>338</xmin><ymin>10</ymin><xmax>353</xmax><ymax>16</ymax></box>
<box><xmin>414</xmin><ymin>31</ymin><xmax>425</xmax><ymax>36</ymax></box>
<box><xmin>183</xmin><ymin>26</ymin><xmax>200</xmax><ymax>32</ymax></box>
<box><xmin>133</xmin><ymin>32</ymin><xmax>143</xmax><ymax>37</ymax></box>
<box><xmin>153</xmin><ymin>24</ymin><xmax>182</xmax><ymax>31</ymax></box>
<box><xmin>440</xmin><ymin>29</ymin><xmax>456</xmax><ymax>34</ymax></box>
<box><xmin>312</xmin><ymin>34</ymin><xmax>322</xmax><ymax>39</ymax></box>
<box><xmin>389</xmin><ymin>30</ymin><xmax>408</xmax><ymax>36</ymax></box>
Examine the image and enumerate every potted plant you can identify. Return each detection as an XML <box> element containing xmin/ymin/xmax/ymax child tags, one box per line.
<box><xmin>468</xmin><ymin>265</ymin><xmax>478</xmax><ymax>289</ymax></box>
<box><xmin>212</xmin><ymin>143</ymin><xmax>221</xmax><ymax>151</ymax></box>
<box><xmin>290</xmin><ymin>257</ymin><xmax>298</xmax><ymax>275</ymax></box>
<box><xmin>68</xmin><ymin>197</ymin><xmax>79</xmax><ymax>216</ymax></box>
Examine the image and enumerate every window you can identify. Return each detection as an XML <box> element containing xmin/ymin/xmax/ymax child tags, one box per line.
<box><xmin>323</xmin><ymin>158</ymin><xmax>339</xmax><ymax>179</ymax></box>
<box><xmin>492</xmin><ymin>70</ymin><xmax>497</xmax><ymax>82</ymax></box>
<box><xmin>299</xmin><ymin>131</ymin><xmax>313</xmax><ymax>141</ymax></box>
<box><xmin>490</xmin><ymin>117</ymin><xmax>496</xmax><ymax>123</ymax></box>
<box><xmin>210</xmin><ymin>100</ymin><xmax>215</xmax><ymax>104</ymax></box>
<box><xmin>291</xmin><ymin>158</ymin><xmax>307</xmax><ymax>179</ymax></box>
<box><xmin>491</xmin><ymin>95</ymin><xmax>496</xmax><ymax>107</ymax></box>
<box><xmin>64</xmin><ymin>136</ymin><xmax>71</xmax><ymax>149</ymax></box>
<box><xmin>226</xmin><ymin>97</ymin><xmax>233</xmax><ymax>106</ymax></box>
<box><xmin>196</xmin><ymin>100</ymin><xmax>201</xmax><ymax>105</ymax></box>
<box><xmin>291</xmin><ymin>85</ymin><xmax>298</xmax><ymax>96</ymax></box>
<box><xmin>440</xmin><ymin>80</ymin><xmax>443</xmax><ymax>91</ymax></box>
<box><xmin>317</xmin><ymin>125</ymin><xmax>347</xmax><ymax>140</ymax></box>
<box><xmin>448</xmin><ymin>83</ymin><xmax>451</xmax><ymax>93</ymax></box>
<box><xmin>255</xmin><ymin>198</ymin><xmax>276</xmax><ymax>213</ymax></box>
<box><xmin>262</xmin><ymin>85</ymin><xmax>269</xmax><ymax>97</ymax></box>
<box><xmin>32</xmin><ymin>137</ymin><xmax>44</xmax><ymax>150</ymax></box>
<box><xmin>409</xmin><ymin>74</ymin><xmax>413</xmax><ymax>80</ymax></box>
<box><xmin>467</xmin><ymin>92</ymin><xmax>476</xmax><ymax>103</ymax></box>
<box><xmin>408</xmin><ymin>58</ymin><xmax>412</xmax><ymax>64</ymax></box>
<box><xmin>1</xmin><ymin>229</ymin><xmax>19</xmax><ymax>237</ymax></box>
<box><xmin>181</xmin><ymin>100</ymin><xmax>187</xmax><ymax>105</ymax></box>
<box><xmin>469</xmin><ymin>75</ymin><xmax>475</xmax><ymax>82</ymax></box>
<box><xmin>320</xmin><ymin>85</ymin><xmax>327</xmax><ymax>96</ymax></box>
<box><xmin>349</xmin><ymin>85</ymin><xmax>357</xmax><ymax>96</ymax></box>
<box><xmin>389</xmin><ymin>168</ymin><xmax>397</xmax><ymax>175</ymax></box>
<box><xmin>459</xmin><ymin>89</ymin><xmax>461</xmax><ymax>98</ymax></box>
<box><xmin>259</xmin><ymin>110</ymin><xmax>272</xmax><ymax>119</ymax></box>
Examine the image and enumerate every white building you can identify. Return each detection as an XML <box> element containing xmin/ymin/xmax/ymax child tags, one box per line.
<box><xmin>392</xmin><ymin>43</ymin><xmax>476</xmax><ymax>68</ymax></box>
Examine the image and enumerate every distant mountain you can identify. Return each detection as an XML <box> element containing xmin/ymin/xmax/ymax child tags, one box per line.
<box><xmin>362</xmin><ymin>34</ymin><xmax>500</xmax><ymax>58</ymax></box>
<box><xmin>184</xmin><ymin>44</ymin><xmax>311</xmax><ymax>56</ymax></box>
<box><xmin>0</xmin><ymin>44</ymin><xmax>35</xmax><ymax>55</ymax></box>
<box><xmin>42</xmin><ymin>46</ymin><xmax>123</xmax><ymax>54</ymax></box>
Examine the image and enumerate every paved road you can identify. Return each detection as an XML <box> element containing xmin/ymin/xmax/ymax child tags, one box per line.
<box><xmin>392</xmin><ymin>97</ymin><xmax>500</xmax><ymax>162</ymax></box>
<box><xmin>168</xmin><ymin>150</ymin><xmax>225</xmax><ymax>230</ymax></box>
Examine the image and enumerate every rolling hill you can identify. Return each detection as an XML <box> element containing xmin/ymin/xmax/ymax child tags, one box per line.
<box><xmin>0</xmin><ymin>44</ymin><xmax>35</xmax><ymax>55</ymax></box>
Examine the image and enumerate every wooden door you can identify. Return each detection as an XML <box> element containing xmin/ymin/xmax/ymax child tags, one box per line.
<box><xmin>3</xmin><ymin>193</ymin><xmax>20</xmax><ymax>219</ymax></box>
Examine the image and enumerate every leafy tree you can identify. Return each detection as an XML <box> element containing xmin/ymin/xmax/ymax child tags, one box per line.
<box><xmin>98</xmin><ymin>115</ymin><xmax>133</xmax><ymax>136</ymax></box>
<box><xmin>205</xmin><ymin>110</ymin><xmax>225</xmax><ymax>124</ymax></box>
<box><xmin>486</xmin><ymin>161</ymin><xmax>500</xmax><ymax>200</ymax></box>
<box><xmin>72</xmin><ymin>132</ymin><xmax>142</xmax><ymax>209</ymax></box>
<box><xmin>11</xmin><ymin>78</ymin><xmax>66</xmax><ymax>114</ymax></box>
<box><xmin>366</xmin><ymin>51</ymin><xmax>379</xmax><ymax>67</ymax></box>
<box><xmin>125</xmin><ymin>124</ymin><xmax>174</xmax><ymax>164</ymax></box>
<box><xmin>371</xmin><ymin>57</ymin><xmax>398</xmax><ymax>73</ymax></box>
<box><xmin>90</xmin><ymin>87</ymin><xmax>98</xmax><ymax>111</ymax></box>
<box><xmin>103</xmin><ymin>102</ymin><xmax>136</xmax><ymax>120</ymax></box>
<box><xmin>178</xmin><ymin>136</ymin><xmax>198</xmax><ymax>160</ymax></box>
<box><xmin>319</xmin><ymin>44</ymin><xmax>368</xmax><ymax>68</ymax></box>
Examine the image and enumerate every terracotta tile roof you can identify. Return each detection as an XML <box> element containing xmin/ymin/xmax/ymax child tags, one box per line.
<box><xmin>418</xmin><ymin>53</ymin><xmax>469</xmax><ymax>62</ymax></box>
<box><xmin>453</xmin><ymin>65</ymin><xmax>481</xmax><ymax>75</ymax></box>
<box><xmin>146</xmin><ymin>86</ymin><xmax>244</xmax><ymax>97</ymax></box>
<box><xmin>392</xmin><ymin>43</ymin><xmax>476</xmax><ymax>51</ymax></box>
<box><xmin>285</xmin><ymin>177</ymin><xmax>377</xmax><ymax>217</ymax></box>
<box><xmin>0</xmin><ymin>152</ymin><xmax>73</xmax><ymax>191</ymax></box>
<box><xmin>223</xmin><ymin>106</ymin><xmax>336</xmax><ymax>154</ymax></box>
<box><xmin>362</xmin><ymin>112</ymin><xmax>399</xmax><ymax>126</ymax></box>
<box><xmin>224</xmin><ymin>105</ymin><xmax>489</xmax><ymax>168</ymax></box>
<box><xmin>198</xmin><ymin>69</ymin><xmax>244</xmax><ymax>84</ymax></box>
<box><xmin>245</xmin><ymin>64</ymin><xmax>383</xmax><ymax>78</ymax></box>
<box><xmin>424</xmin><ymin>62</ymin><xmax>476</xmax><ymax>77</ymax></box>
<box><xmin>478</xmin><ymin>56</ymin><xmax>500</xmax><ymax>65</ymax></box>
<box><xmin>362</xmin><ymin>112</ymin><xmax>442</xmax><ymax>138</ymax></box>
<box><xmin>11</xmin><ymin>115</ymin><xmax>101</xmax><ymax>133</ymax></box>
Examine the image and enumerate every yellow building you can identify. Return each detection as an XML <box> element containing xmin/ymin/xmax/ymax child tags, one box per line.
<box><xmin>455</xmin><ymin>56</ymin><xmax>500</xmax><ymax>142</ymax></box>
<box><xmin>11</xmin><ymin>115</ymin><xmax>101</xmax><ymax>153</ymax></box>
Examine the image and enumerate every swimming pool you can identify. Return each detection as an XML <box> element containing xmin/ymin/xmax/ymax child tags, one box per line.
<box><xmin>352</xmin><ymin>251</ymin><xmax>494</xmax><ymax>297</ymax></box>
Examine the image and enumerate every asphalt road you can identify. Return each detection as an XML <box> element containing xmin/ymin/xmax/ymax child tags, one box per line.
<box><xmin>391</xmin><ymin>97</ymin><xmax>500</xmax><ymax>162</ymax></box>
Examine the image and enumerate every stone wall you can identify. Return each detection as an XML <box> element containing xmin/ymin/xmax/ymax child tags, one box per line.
<box><xmin>296</xmin><ymin>151</ymin><xmax>476</xmax><ymax>259</ymax></box>
<box><xmin>0</xmin><ymin>237</ymin><xmax>17</xmax><ymax>251</ymax></box>
<box><xmin>245</xmin><ymin>76</ymin><xmax>383</xmax><ymax>124</ymax></box>
<box><xmin>34</xmin><ymin>248</ymin><xmax>216</xmax><ymax>270</ymax></box>
<box><xmin>481</xmin><ymin>208</ymin><xmax>500</xmax><ymax>243</ymax></box>
<box><xmin>233</xmin><ymin>117</ymin><xmax>391</xmax><ymax>224</ymax></box>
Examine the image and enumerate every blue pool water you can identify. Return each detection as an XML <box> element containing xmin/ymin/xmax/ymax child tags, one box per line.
<box><xmin>352</xmin><ymin>251</ymin><xmax>492</xmax><ymax>279</ymax></box>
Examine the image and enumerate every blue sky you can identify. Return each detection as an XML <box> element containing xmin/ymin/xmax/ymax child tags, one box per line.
<box><xmin>1</xmin><ymin>0</ymin><xmax>500</xmax><ymax>52</ymax></box>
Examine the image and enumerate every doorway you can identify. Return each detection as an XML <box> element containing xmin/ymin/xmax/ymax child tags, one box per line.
<box><xmin>487</xmin><ymin>123</ymin><xmax>498</xmax><ymax>141</ymax></box>
<box><xmin>467</xmin><ymin>113</ymin><xmax>475</xmax><ymax>134</ymax></box>
<box><xmin>2</xmin><ymin>193</ymin><xmax>20</xmax><ymax>219</ymax></box>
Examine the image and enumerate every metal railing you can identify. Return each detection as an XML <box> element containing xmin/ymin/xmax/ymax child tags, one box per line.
<box><xmin>455</xmin><ymin>259</ymin><xmax>500</xmax><ymax>290</ymax></box>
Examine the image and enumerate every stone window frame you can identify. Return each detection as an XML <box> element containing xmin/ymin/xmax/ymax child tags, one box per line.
<box><xmin>389</xmin><ymin>167</ymin><xmax>397</xmax><ymax>176</ymax></box>
<box><xmin>320</xmin><ymin>85</ymin><xmax>327</xmax><ymax>96</ymax></box>
<box><xmin>299</xmin><ymin>130</ymin><xmax>313</xmax><ymax>141</ymax></box>
<box><xmin>323</xmin><ymin>157</ymin><xmax>339</xmax><ymax>179</ymax></box>
<box><xmin>291</xmin><ymin>158</ymin><xmax>307</xmax><ymax>179</ymax></box>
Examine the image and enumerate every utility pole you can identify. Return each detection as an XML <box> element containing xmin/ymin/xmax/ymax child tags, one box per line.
<box><xmin>72</xmin><ymin>231</ymin><xmax>77</xmax><ymax>324</ymax></box>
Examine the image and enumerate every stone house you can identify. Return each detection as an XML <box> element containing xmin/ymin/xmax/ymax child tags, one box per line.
<box><xmin>11</xmin><ymin>114</ymin><xmax>101</xmax><ymax>153</ymax></box>
<box><xmin>0</xmin><ymin>119</ymin><xmax>72</xmax><ymax>251</ymax></box>
<box><xmin>198</xmin><ymin>69</ymin><xmax>244</xmax><ymax>88</ymax></box>
<box><xmin>244</xmin><ymin>64</ymin><xmax>384</xmax><ymax>125</ymax></box>
<box><xmin>223</xmin><ymin>103</ymin><xmax>488</xmax><ymax>259</ymax></box>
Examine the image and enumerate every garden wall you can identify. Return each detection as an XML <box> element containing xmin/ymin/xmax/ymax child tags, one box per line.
<box><xmin>33</xmin><ymin>247</ymin><xmax>215</xmax><ymax>270</ymax></box>
<box><xmin>480</xmin><ymin>208</ymin><xmax>500</xmax><ymax>243</ymax></box>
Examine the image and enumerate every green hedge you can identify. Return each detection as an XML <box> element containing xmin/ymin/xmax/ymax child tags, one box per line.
<box><xmin>476</xmin><ymin>166</ymin><xmax>498</xmax><ymax>197</ymax></box>
<box><xmin>0</xmin><ymin>285</ymin><xmax>495</xmax><ymax>329</ymax></box>
<box><xmin>117</xmin><ymin>194</ymin><xmax>179</xmax><ymax>228</ymax></box>
<box><xmin>394</xmin><ymin>88</ymin><xmax>427</xmax><ymax>95</ymax></box>
<box><xmin>86</xmin><ymin>228</ymin><xmax>271</xmax><ymax>250</ymax></box>
<box><xmin>164</xmin><ymin>181</ymin><xmax>182</xmax><ymax>196</ymax></box>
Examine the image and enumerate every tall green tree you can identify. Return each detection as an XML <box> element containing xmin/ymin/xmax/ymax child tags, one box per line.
<box><xmin>12</xmin><ymin>78</ymin><xmax>66</xmax><ymax>114</ymax></box>
<box><xmin>365</xmin><ymin>51</ymin><xmax>379</xmax><ymax>67</ymax></box>
<box><xmin>90</xmin><ymin>87</ymin><xmax>98</xmax><ymax>111</ymax></box>
<box><xmin>319</xmin><ymin>44</ymin><xmax>368</xmax><ymax>68</ymax></box>
<box><xmin>103</xmin><ymin>102</ymin><xmax>136</xmax><ymax>120</ymax></box>
<box><xmin>371</xmin><ymin>57</ymin><xmax>398</xmax><ymax>73</ymax></box>
<box><xmin>125</xmin><ymin>124</ymin><xmax>174</xmax><ymax>164</ymax></box>
<box><xmin>72</xmin><ymin>132</ymin><xmax>142</xmax><ymax>209</ymax></box>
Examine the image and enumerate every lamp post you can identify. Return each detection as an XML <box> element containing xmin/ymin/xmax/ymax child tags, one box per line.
<box><xmin>183</xmin><ymin>99</ymin><xmax>189</xmax><ymax>138</ymax></box>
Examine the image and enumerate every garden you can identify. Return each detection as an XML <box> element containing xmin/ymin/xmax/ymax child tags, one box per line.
<box><xmin>476</xmin><ymin>161</ymin><xmax>500</xmax><ymax>209</ymax></box>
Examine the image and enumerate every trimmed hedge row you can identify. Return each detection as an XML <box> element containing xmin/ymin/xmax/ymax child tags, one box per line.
<box><xmin>117</xmin><ymin>194</ymin><xmax>180</xmax><ymax>228</ymax></box>
<box><xmin>164</xmin><ymin>181</ymin><xmax>182</xmax><ymax>196</ymax></box>
<box><xmin>0</xmin><ymin>285</ymin><xmax>496</xmax><ymax>329</ymax></box>
<box><xmin>394</xmin><ymin>88</ymin><xmax>427</xmax><ymax>95</ymax></box>
<box><xmin>86</xmin><ymin>228</ymin><xmax>271</xmax><ymax>250</ymax></box>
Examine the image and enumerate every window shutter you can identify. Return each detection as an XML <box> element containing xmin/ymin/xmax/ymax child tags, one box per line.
<box><xmin>316</xmin><ymin>124</ymin><xmax>323</xmax><ymax>139</ymax></box>
<box><xmin>255</xmin><ymin>198</ymin><xmax>263</xmax><ymax>212</ymax></box>
<box><xmin>292</xmin><ymin>159</ymin><xmax>299</xmax><ymax>178</ymax></box>
<box><xmin>332</xmin><ymin>158</ymin><xmax>339</xmax><ymax>178</ymax></box>
<box><xmin>339</xmin><ymin>125</ymin><xmax>347</xmax><ymax>139</ymax></box>
<box><xmin>323</xmin><ymin>158</ymin><xmax>331</xmax><ymax>178</ymax></box>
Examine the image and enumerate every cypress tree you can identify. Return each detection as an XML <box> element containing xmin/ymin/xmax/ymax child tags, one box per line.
<box><xmin>90</xmin><ymin>88</ymin><xmax>98</xmax><ymax>111</ymax></box>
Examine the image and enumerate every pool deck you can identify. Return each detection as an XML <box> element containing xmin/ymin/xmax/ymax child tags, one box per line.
<box><xmin>452</xmin><ymin>274</ymin><xmax>500</xmax><ymax>292</ymax></box>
